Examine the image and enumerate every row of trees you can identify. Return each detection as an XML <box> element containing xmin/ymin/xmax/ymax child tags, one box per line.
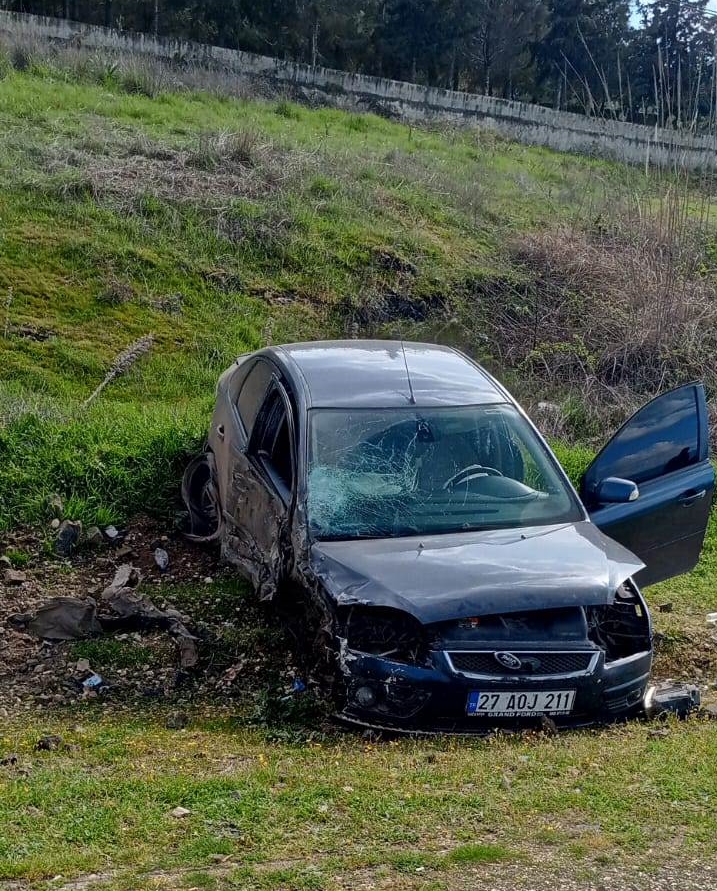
<box><xmin>5</xmin><ymin>0</ymin><xmax>717</xmax><ymax>126</ymax></box>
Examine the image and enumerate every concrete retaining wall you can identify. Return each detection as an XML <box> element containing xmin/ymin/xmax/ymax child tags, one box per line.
<box><xmin>2</xmin><ymin>9</ymin><xmax>716</xmax><ymax>170</ymax></box>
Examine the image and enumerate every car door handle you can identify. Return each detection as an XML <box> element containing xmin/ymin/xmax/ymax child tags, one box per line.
<box><xmin>679</xmin><ymin>489</ymin><xmax>706</xmax><ymax>506</ymax></box>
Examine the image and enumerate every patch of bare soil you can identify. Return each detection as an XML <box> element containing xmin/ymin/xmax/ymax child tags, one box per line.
<box><xmin>2</xmin><ymin>520</ymin><xmax>715</xmax><ymax>724</ymax></box>
<box><xmin>0</xmin><ymin>518</ymin><xmax>292</xmax><ymax>719</ymax></box>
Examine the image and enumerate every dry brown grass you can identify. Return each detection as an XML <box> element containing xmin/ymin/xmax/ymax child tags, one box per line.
<box><xmin>498</xmin><ymin>222</ymin><xmax>717</xmax><ymax>395</ymax></box>
<box><xmin>35</xmin><ymin>129</ymin><xmax>311</xmax><ymax>210</ymax></box>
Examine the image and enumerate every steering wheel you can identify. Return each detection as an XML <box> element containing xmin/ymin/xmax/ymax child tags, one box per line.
<box><xmin>443</xmin><ymin>464</ymin><xmax>503</xmax><ymax>491</ymax></box>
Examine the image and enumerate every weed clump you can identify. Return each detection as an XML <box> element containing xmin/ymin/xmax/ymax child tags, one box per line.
<box><xmin>10</xmin><ymin>44</ymin><xmax>33</xmax><ymax>72</ymax></box>
<box><xmin>119</xmin><ymin>58</ymin><xmax>172</xmax><ymax>97</ymax></box>
<box><xmin>274</xmin><ymin>99</ymin><xmax>301</xmax><ymax>120</ymax></box>
<box><xmin>188</xmin><ymin>131</ymin><xmax>259</xmax><ymax>171</ymax></box>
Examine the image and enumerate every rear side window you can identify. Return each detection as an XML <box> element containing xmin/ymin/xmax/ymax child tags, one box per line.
<box><xmin>251</xmin><ymin>388</ymin><xmax>295</xmax><ymax>496</ymax></box>
<box><xmin>237</xmin><ymin>360</ymin><xmax>273</xmax><ymax>435</ymax></box>
<box><xmin>591</xmin><ymin>387</ymin><xmax>700</xmax><ymax>485</ymax></box>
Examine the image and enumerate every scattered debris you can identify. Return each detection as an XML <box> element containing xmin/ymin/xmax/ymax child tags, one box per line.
<box><xmin>86</xmin><ymin>526</ymin><xmax>104</xmax><ymax>548</ymax></box>
<box><xmin>50</xmin><ymin>518</ymin><xmax>60</xmax><ymax>531</ymax></box>
<box><xmin>102</xmin><ymin>564</ymin><xmax>142</xmax><ymax>598</ymax></box>
<box><xmin>645</xmin><ymin>683</ymin><xmax>701</xmax><ymax>719</ymax></box>
<box><xmin>0</xmin><ymin>555</ymin><xmax>12</xmax><ymax>568</ymax></box>
<box><xmin>658</xmin><ymin>602</ymin><xmax>673</xmax><ymax>613</ymax></box>
<box><xmin>104</xmin><ymin>525</ymin><xmax>120</xmax><ymax>542</ymax></box>
<box><xmin>169</xmin><ymin>806</ymin><xmax>192</xmax><ymax>818</ymax></box>
<box><xmin>55</xmin><ymin>520</ymin><xmax>82</xmax><ymax>557</ymax></box>
<box><xmin>166</xmin><ymin>711</ymin><xmax>189</xmax><ymax>729</ymax></box>
<box><xmin>0</xmin><ymin>518</ymin><xmax>240</xmax><ymax>714</ymax></box>
<box><xmin>82</xmin><ymin>673</ymin><xmax>105</xmax><ymax>692</ymax></box>
<box><xmin>0</xmin><ymin>754</ymin><xmax>18</xmax><ymax>766</ymax></box>
<box><xmin>35</xmin><ymin>735</ymin><xmax>63</xmax><ymax>751</ymax></box>
<box><xmin>707</xmin><ymin>613</ymin><xmax>717</xmax><ymax>625</ymax></box>
<box><xmin>3</xmin><ymin>568</ymin><xmax>27</xmax><ymax>586</ymax></box>
<box><xmin>10</xmin><ymin>560</ymin><xmax>201</xmax><ymax>684</ymax></box>
<box><xmin>154</xmin><ymin>548</ymin><xmax>170</xmax><ymax>572</ymax></box>
<box><xmin>11</xmin><ymin>597</ymin><xmax>102</xmax><ymax>640</ymax></box>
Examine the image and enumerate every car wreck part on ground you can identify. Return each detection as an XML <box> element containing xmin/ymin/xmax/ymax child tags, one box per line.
<box><xmin>9</xmin><ymin>564</ymin><xmax>199</xmax><ymax>669</ymax></box>
<box><xmin>644</xmin><ymin>683</ymin><xmax>701</xmax><ymax>719</ymax></box>
<box><xmin>9</xmin><ymin>596</ymin><xmax>103</xmax><ymax>640</ymax></box>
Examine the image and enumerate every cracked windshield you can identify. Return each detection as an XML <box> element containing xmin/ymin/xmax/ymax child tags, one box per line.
<box><xmin>308</xmin><ymin>404</ymin><xmax>582</xmax><ymax>539</ymax></box>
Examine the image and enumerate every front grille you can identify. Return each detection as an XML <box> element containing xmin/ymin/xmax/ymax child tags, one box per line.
<box><xmin>447</xmin><ymin>650</ymin><xmax>595</xmax><ymax>677</ymax></box>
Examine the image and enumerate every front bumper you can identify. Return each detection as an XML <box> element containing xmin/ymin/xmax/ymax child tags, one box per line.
<box><xmin>337</xmin><ymin>646</ymin><xmax>653</xmax><ymax>732</ymax></box>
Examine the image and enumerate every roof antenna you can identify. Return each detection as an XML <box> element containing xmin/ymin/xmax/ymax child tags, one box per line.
<box><xmin>400</xmin><ymin>337</ymin><xmax>416</xmax><ymax>405</ymax></box>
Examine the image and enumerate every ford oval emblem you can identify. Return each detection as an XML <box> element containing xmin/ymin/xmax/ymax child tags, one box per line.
<box><xmin>494</xmin><ymin>651</ymin><xmax>523</xmax><ymax>671</ymax></box>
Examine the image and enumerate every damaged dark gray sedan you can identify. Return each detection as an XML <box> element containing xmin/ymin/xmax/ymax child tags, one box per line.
<box><xmin>183</xmin><ymin>341</ymin><xmax>713</xmax><ymax>731</ymax></box>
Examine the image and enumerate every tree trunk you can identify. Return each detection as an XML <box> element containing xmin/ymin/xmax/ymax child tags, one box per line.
<box><xmin>104</xmin><ymin>0</ymin><xmax>112</xmax><ymax>28</ymax></box>
<box><xmin>311</xmin><ymin>15</ymin><xmax>319</xmax><ymax>66</ymax></box>
<box><xmin>153</xmin><ymin>0</ymin><xmax>159</xmax><ymax>38</ymax></box>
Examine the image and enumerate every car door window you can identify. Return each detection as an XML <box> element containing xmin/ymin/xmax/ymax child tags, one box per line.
<box><xmin>237</xmin><ymin>360</ymin><xmax>273</xmax><ymax>436</ymax></box>
<box><xmin>583</xmin><ymin>384</ymin><xmax>702</xmax><ymax>493</ymax></box>
<box><xmin>250</xmin><ymin>387</ymin><xmax>295</xmax><ymax>497</ymax></box>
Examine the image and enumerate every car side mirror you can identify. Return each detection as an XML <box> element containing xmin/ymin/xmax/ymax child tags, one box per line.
<box><xmin>596</xmin><ymin>477</ymin><xmax>639</xmax><ymax>504</ymax></box>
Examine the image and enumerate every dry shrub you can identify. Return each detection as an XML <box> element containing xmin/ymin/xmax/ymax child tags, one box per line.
<box><xmin>493</xmin><ymin>224</ymin><xmax>717</xmax><ymax>396</ymax></box>
<box><xmin>35</xmin><ymin>129</ymin><xmax>304</xmax><ymax>212</ymax></box>
<box><xmin>188</xmin><ymin>130</ymin><xmax>260</xmax><ymax>171</ymax></box>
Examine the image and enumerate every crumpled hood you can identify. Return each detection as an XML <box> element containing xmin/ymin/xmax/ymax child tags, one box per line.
<box><xmin>310</xmin><ymin>521</ymin><xmax>645</xmax><ymax>624</ymax></box>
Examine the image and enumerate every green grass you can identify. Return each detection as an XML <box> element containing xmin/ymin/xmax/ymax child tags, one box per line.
<box><xmin>1</xmin><ymin>710</ymin><xmax>717</xmax><ymax>889</ymax></box>
<box><xmin>69</xmin><ymin>639</ymin><xmax>158</xmax><ymax>669</ymax></box>
<box><xmin>0</xmin><ymin>65</ymin><xmax>647</xmax><ymax>529</ymax></box>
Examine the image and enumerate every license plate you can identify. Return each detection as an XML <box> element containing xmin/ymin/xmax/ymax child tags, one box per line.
<box><xmin>467</xmin><ymin>690</ymin><xmax>575</xmax><ymax>717</ymax></box>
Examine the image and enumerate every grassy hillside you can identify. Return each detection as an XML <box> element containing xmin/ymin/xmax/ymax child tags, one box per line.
<box><xmin>0</xmin><ymin>56</ymin><xmax>662</xmax><ymax>530</ymax></box>
<box><xmin>3</xmin><ymin>56</ymin><xmax>717</xmax><ymax>891</ymax></box>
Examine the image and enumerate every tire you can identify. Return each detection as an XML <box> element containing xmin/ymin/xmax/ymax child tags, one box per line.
<box><xmin>181</xmin><ymin>451</ymin><xmax>222</xmax><ymax>542</ymax></box>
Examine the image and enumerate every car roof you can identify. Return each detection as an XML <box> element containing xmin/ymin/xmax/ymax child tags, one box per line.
<box><xmin>269</xmin><ymin>340</ymin><xmax>507</xmax><ymax>409</ymax></box>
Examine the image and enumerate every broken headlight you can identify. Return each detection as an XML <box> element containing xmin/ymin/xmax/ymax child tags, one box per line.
<box><xmin>587</xmin><ymin>582</ymin><xmax>651</xmax><ymax>662</ymax></box>
<box><xmin>342</xmin><ymin>607</ymin><xmax>428</xmax><ymax>665</ymax></box>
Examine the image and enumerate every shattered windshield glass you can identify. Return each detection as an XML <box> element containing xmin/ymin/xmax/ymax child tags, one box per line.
<box><xmin>307</xmin><ymin>404</ymin><xmax>583</xmax><ymax>540</ymax></box>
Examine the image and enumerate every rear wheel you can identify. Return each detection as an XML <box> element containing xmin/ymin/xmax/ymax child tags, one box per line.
<box><xmin>181</xmin><ymin>452</ymin><xmax>222</xmax><ymax>542</ymax></box>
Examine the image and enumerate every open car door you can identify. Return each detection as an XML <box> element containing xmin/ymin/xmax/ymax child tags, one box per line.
<box><xmin>580</xmin><ymin>383</ymin><xmax>714</xmax><ymax>587</ymax></box>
